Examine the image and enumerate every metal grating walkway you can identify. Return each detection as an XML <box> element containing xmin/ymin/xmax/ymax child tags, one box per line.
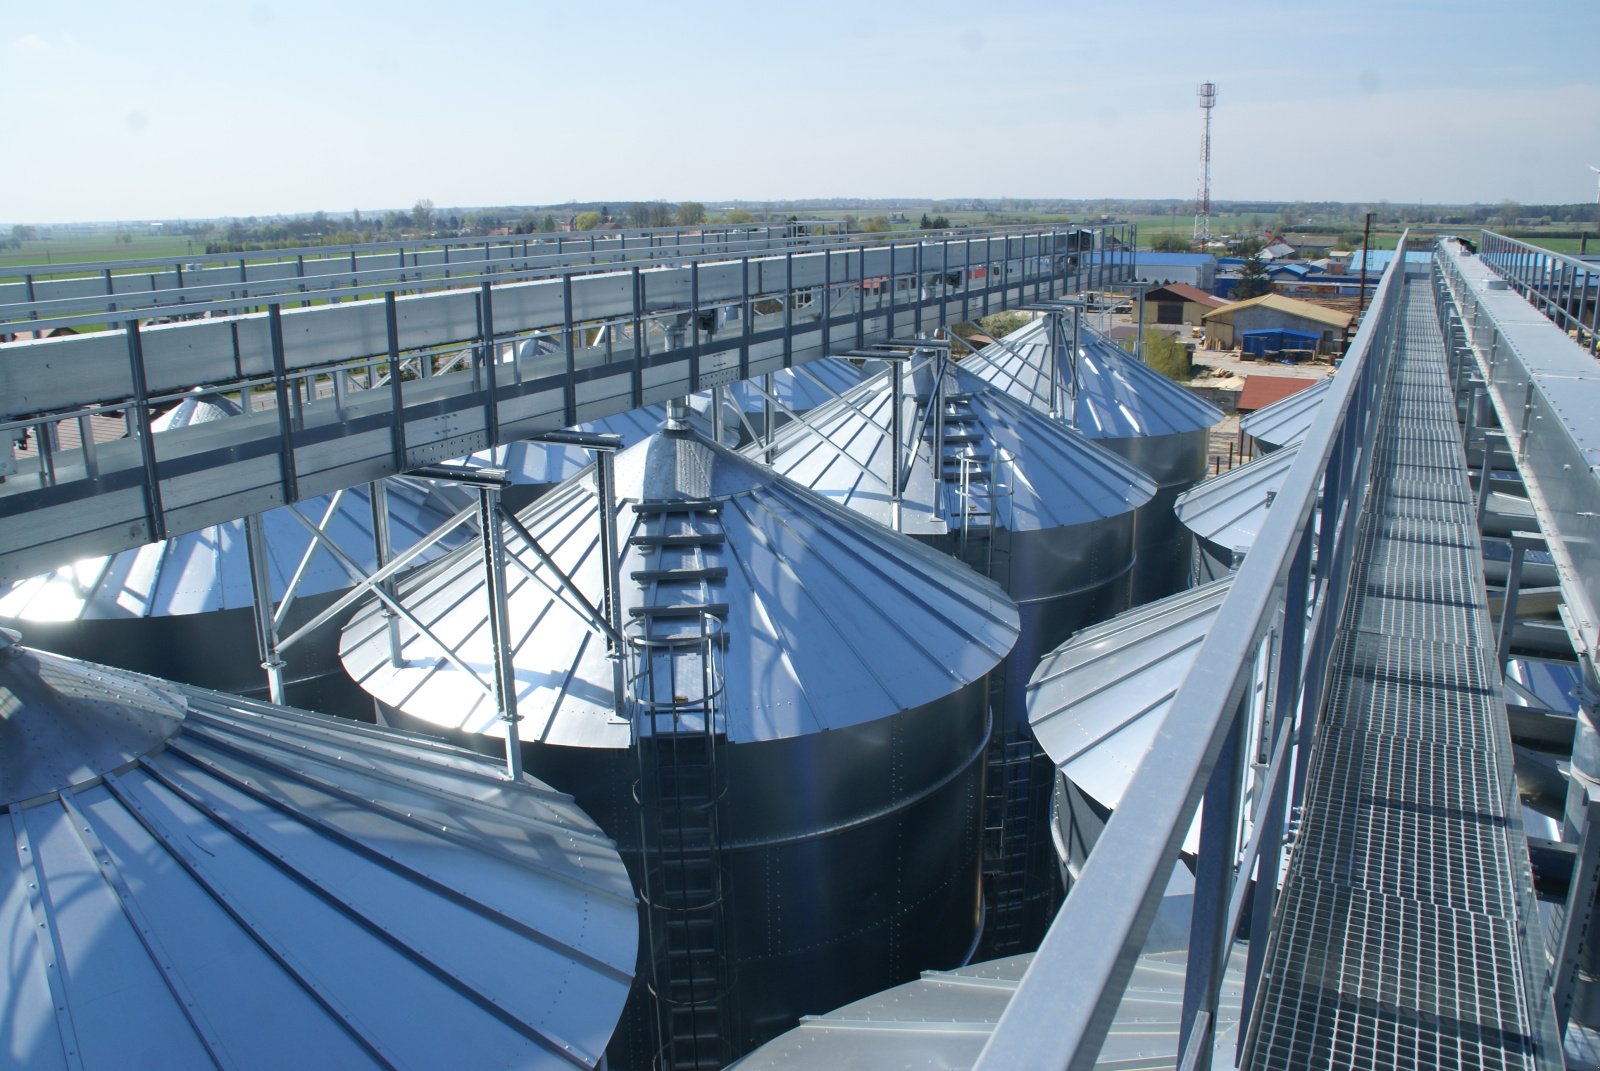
<box><xmin>1245</xmin><ymin>281</ymin><xmax>1547</xmax><ymax>1070</ymax></box>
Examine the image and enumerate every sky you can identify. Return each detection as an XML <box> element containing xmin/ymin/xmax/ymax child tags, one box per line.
<box><xmin>3</xmin><ymin>0</ymin><xmax>1598</xmax><ymax>223</ymax></box>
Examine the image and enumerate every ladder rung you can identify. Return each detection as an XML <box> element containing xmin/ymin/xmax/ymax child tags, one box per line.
<box><xmin>630</xmin><ymin>603</ymin><xmax>730</xmax><ymax>619</ymax></box>
<box><xmin>632</xmin><ymin>567</ymin><xmax>729</xmax><ymax>583</ymax></box>
<box><xmin>635</xmin><ymin>499</ymin><xmax>722</xmax><ymax>515</ymax></box>
<box><xmin>631</xmin><ymin>533</ymin><xmax>727</xmax><ymax>547</ymax></box>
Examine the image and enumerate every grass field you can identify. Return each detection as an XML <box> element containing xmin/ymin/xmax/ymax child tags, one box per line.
<box><xmin>0</xmin><ymin>234</ymin><xmax>206</xmax><ymax>273</ymax></box>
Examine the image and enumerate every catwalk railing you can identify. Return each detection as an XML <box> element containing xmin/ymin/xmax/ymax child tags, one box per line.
<box><xmin>0</xmin><ymin>221</ymin><xmax>847</xmax><ymax>330</ymax></box>
<box><xmin>1475</xmin><ymin>230</ymin><xmax>1600</xmax><ymax>356</ymax></box>
<box><xmin>974</xmin><ymin>235</ymin><xmax>1414</xmax><ymax>1071</ymax></box>
<box><xmin>0</xmin><ymin>224</ymin><xmax>1133</xmax><ymax>582</ymax></box>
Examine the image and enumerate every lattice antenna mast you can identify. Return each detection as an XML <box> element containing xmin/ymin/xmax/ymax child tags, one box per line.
<box><xmin>1194</xmin><ymin>82</ymin><xmax>1216</xmax><ymax>244</ymax></box>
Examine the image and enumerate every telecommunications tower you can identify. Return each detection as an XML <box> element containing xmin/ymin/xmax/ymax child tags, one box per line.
<box><xmin>1194</xmin><ymin>81</ymin><xmax>1216</xmax><ymax>244</ymax></box>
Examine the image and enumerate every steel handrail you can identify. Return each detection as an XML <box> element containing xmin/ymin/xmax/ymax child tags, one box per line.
<box><xmin>973</xmin><ymin>233</ymin><xmax>1413</xmax><ymax>1071</ymax></box>
<box><xmin>1475</xmin><ymin>229</ymin><xmax>1600</xmax><ymax>352</ymax></box>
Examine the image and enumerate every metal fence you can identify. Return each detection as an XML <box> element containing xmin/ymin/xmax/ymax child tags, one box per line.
<box><xmin>973</xmin><ymin>235</ymin><xmax>1413</xmax><ymax>1071</ymax></box>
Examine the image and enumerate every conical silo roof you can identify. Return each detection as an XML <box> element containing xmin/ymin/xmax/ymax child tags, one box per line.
<box><xmin>466</xmin><ymin>394</ymin><xmax>738</xmax><ymax>490</ymax></box>
<box><xmin>341</xmin><ymin>426</ymin><xmax>1020</xmax><ymax>747</ymax></box>
<box><xmin>0</xmin><ymin>634</ymin><xmax>637</xmax><ymax>1069</ymax></box>
<box><xmin>726</xmin><ymin>944</ymin><xmax>1245</xmax><ymax>1070</ymax></box>
<box><xmin>0</xmin><ymin>399</ymin><xmax>466</xmax><ymax>621</ymax></box>
<box><xmin>1239</xmin><ymin>376</ymin><xmax>1331</xmax><ymax>450</ymax></box>
<box><xmin>960</xmin><ymin>319</ymin><xmax>1223</xmax><ymax>440</ymax></box>
<box><xmin>758</xmin><ymin>361</ymin><xmax>1156</xmax><ymax>536</ymax></box>
<box><xmin>1027</xmin><ymin>579</ymin><xmax>1234</xmax><ymax>854</ymax></box>
<box><xmin>723</xmin><ymin>357</ymin><xmax>865</xmax><ymax>418</ymax></box>
<box><xmin>1174</xmin><ymin>442</ymin><xmax>1303</xmax><ymax>554</ymax></box>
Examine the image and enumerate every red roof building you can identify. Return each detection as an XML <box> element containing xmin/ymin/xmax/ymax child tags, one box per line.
<box><xmin>1236</xmin><ymin>374</ymin><xmax>1323</xmax><ymax>413</ymax></box>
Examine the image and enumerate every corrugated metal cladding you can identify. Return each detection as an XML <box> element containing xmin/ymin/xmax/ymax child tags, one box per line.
<box><xmin>340</xmin><ymin>424</ymin><xmax>1020</xmax><ymax>1061</ymax></box>
<box><xmin>960</xmin><ymin>319</ymin><xmax>1223</xmax><ymax>602</ymax></box>
<box><xmin>726</xmin><ymin>945</ymin><xmax>1247</xmax><ymax>1071</ymax></box>
<box><xmin>0</xmin><ymin>396</ymin><xmax>469</xmax><ymax>710</ymax></box>
<box><xmin>1</xmin><ymin>637</ymin><xmax>637</xmax><ymax>1071</ymax></box>
<box><xmin>1029</xmin><ymin>578</ymin><xmax>1237</xmax><ymax>873</ymax></box>
<box><xmin>1175</xmin><ymin>442</ymin><xmax>1304</xmax><ymax>584</ymax></box>
<box><xmin>1239</xmin><ymin>375</ymin><xmax>1332</xmax><ymax>451</ymax></box>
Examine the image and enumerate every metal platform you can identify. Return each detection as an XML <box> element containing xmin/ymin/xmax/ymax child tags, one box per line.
<box><xmin>1243</xmin><ymin>284</ymin><xmax>1552</xmax><ymax>1070</ymax></box>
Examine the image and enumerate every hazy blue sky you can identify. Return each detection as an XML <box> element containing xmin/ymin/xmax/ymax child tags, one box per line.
<box><xmin>4</xmin><ymin>0</ymin><xmax>1597</xmax><ymax>222</ymax></box>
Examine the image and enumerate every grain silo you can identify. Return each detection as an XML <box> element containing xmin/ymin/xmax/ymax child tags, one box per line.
<box><xmin>0</xmin><ymin>631</ymin><xmax>636</xmax><ymax>1070</ymax></box>
<box><xmin>1174</xmin><ymin>442</ymin><xmax>1303</xmax><ymax>584</ymax></box>
<box><xmin>960</xmin><ymin>318</ymin><xmax>1223</xmax><ymax>602</ymax></box>
<box><xmin>758</xmin><ymin>353</ymin><xmax>1155</xmax><ymax>953</ymax></box>
<box><xmin>339</xmin><ymin>421</ymin><xmax>1021</xmax><ymax>1068</ymax></box>
<box><xmin>1027</xmin><ymin>579</ymin><xmax>1241</xmax><ymax>884</ymax></box>
<box><xmin>1239</xmin><ymin>376</ymin><xmax>1331</xmax><ymax>452</ymax></box>
<box><xmin>722</xmin><ymin>356</ymin><xmax>865</xmax><ymax>443</ymax></box>
<box><xmin>0</xmin><ymin>396</ymin><xmax>467</xmax><ymax>716</ymax></box>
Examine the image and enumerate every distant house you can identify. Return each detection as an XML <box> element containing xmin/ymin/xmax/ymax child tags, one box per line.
<box><xmin>1131</xmin><ymin>252</ymin><xmax>1217</xmax><ymax>290</ymax></box>
<box><xmin>1258</xmin><ymin>241</ymin><xmax>1297</xmax><ymax>261</ymax></box>
<box><xmin>1145</xmin><ymin>282</ymin><xmax>1229</xmax><ymax>326</ymax></box>
<box><xmin>1201</xmin><ymin>294</ymin><xmax>1355</xmax><ymax>355</ymax></box>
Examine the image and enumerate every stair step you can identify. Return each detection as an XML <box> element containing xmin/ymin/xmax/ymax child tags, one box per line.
<box><xmin>635</xmin><ymin>499</ymin><xmax>721</xmax><ymax>515</ymax></box>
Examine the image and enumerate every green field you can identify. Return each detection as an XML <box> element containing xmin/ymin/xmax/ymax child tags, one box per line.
<box><xmin>0</xmin><ymin>234</ymin><xmax>207</xmax><ymax>272</ymax></box>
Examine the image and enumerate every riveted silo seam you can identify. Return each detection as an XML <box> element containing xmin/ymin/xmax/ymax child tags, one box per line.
<box><xmin>9</xmin><ymin>807</ymin><xmax>87</xmax><ymax>1071</ymax></box>
<box><xmin>55</xmin><ymin>790</ymin><xmax>236</xmax><ymax>1069</ymax></box>
<box><xmin>103</xmin><ymin>762</ymin><xmax>604</xmax><ymax>1069</ymax></box>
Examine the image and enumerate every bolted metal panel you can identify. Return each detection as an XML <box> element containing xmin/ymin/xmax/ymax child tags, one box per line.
<box><xmin>0</xmin><ymin>638</ymin><xmax>637</xmax><ymax>1071</ymax></box>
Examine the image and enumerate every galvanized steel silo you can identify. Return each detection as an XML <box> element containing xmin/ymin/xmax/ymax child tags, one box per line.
<box><xmin>722</xmin><ymin>356</ymin><xmax>865</xmax><ymax>443</ymax></box>
<box><xmin>961</xmin><ymin>319</ymin><xmax>1224</xmax><ymax>602</ymax></box>
<box><xmin>1239</xmin><ymin>376</ymin><xmax>1331</xmax><ymax>453</ymax></box>
<box><xmin>0</xmin><ymin>396</ymin><xmax>467</xmax><ymax>715</ymax></box>
<box><xmin>1175</xmin><ymin>442</ymin><xmax>1303</xmax><ymax>584</ymax></box>
<box><xmin>339</xmin><ymin>424</ymin><xmax>1020</xmax><ymax>1067</ymax></box>
<box><xmin>0</xmin><ymin>633</ymin><xmax>637</xmax><ymax>1070</ymax></box>
<box><xmin>1028</xmin><ymin>579</ymin><xmax>1237</xmax><ymax>885</ymax></box>
<box><xmin>759</xmin><ymin>355</ymin><xmax>1156</xmax><ymax>952</ymax></box>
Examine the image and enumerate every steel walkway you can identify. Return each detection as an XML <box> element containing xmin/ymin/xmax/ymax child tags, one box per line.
<box><xmin>1244</xmin><ymin>281</ymin><xmax>1547</xmax><ymax>1069</ymax></box>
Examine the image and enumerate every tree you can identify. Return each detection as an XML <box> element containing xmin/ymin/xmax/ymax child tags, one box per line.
<box><xmin>411</xmin><ymin>198</ymin><xmax>435</xmax><ymax>230</ymax></box>
<box><xmin>540</xmin><ymin>214</ymin><xmax>557</xmax><ymax>233</ymax></box>
<box><xmin>1150</xmin><ymin>233</ymin><xmax>1191</xmax><ymax>253</ymax></box>
<box><xmin>573</xmin><ymin>211</ymin><xmax>603</xmax><ymax>231</ymax></box>
<box><xmin>1142</xmin><ymin>329</ymin><xmax>1193</xmax><ymax>382</ymax></box>
<box><xmin>724</xmin><ymin>208</ymin><xmax>755</xmax><ymax>225</ymax></box>
<box><xmin>1233</xmin><ymin>252</ymin><xmax>1271</xmax><ymax>299</ymax></box>
<box><xmin>676</xmin><ymin>201</ymin><xmax>706</xmax><ymax>227</ymax></box>
<box><xmin>862</xmin><ymin>216</ymin><xmax>892</xmax><ymax>233</ymax></box>
<box><xmin>11</xmin><ymin>224</ymin><xmax>37</xmax><ymax>243</ymax></box>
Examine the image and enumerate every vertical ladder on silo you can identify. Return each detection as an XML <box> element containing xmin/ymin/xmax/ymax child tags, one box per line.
<box><xmin>629</xmin><ymin>502</ymin><xmax>735</xmax><ymax>1071</ymax></box>
<box><xmin>982</xmin><ymin>727</ymin><xmax>1040</xmax><ymax>954</ymax></box>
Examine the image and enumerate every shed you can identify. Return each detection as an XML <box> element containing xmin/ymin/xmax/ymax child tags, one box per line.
<box><xmin>1128</xmin><ymin>251</ymin><xmax>1218</xmax><ymax>290</ymax></box>
<box><xmin>1239</xmin><ymin>328</ymin><xmax>1321</xmax><ymax>361</ymax></box>
<box><xmin>1236</xmin><ymin>374</ymin><xmax>1323</xmax><ymax>413</ymax></box>
<box><xmin>1201</xmin><ymin>293</ymin><xmax>1353</xmax><ymax>353</ymax></box>
<box><xmin>1145</xmin><ymin>282</ymin><xmax>1229</xmax><ymax>325</ymax></box>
